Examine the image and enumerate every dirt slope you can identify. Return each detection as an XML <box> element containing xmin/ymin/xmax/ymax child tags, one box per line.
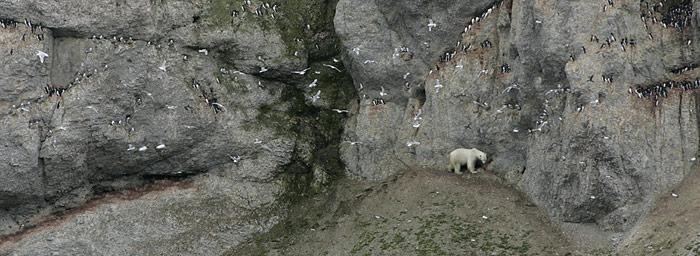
<box><xmin>619</xmin><ymin>168</ymin><xmax>700</xmax><ymax>255</ymax></box>
<box><xmin>231</xmin><ymin>169</ymin><xmax>598</xmax><ymax>255</ymax></box>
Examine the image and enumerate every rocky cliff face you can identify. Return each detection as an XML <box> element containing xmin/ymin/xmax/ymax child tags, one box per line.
<box><xmin>338</xmin><ymin>0</ymin><xmax>699</xmax><ymax>240</ymax></box>
<box><xmin>0</xmin><ymin>0</ymin><xmax>354</xmax><ymax>254</ymax></box>
<box><xmin>0</xmin><ymin>0</ymin><xmax>698</xmax><ymax>254</ymax></box>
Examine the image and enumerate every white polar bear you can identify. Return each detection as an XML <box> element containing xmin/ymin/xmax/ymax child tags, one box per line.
<box><xmin>447</xmin><ymin>148</ymin><xmax>487</xmax><ymax>174</ymax></box>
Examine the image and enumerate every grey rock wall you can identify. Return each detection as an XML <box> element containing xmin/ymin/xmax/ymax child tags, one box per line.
<box><xmin>0</xmin><ymin>1</ymin><xmax>353</xmax><ymax>254</ymax></box>
<box><xmin>336</xmin><ymin>0</ymin><xmax>699</xmax><ymax>240</ymax></box>
<box><xmin>0</xmin><ymin>0</ymin><xmax>698</xmax><ymax>253</ymax></box>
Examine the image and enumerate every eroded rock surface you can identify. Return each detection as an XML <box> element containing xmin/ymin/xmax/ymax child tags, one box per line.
<box><xmin>0</xmin><ymin>0</ymin><xmax>698</xmax><ymax>254</ymax></box>
<box><xmin>0</xmin><ymin>0</ymin><xmax>353</xmax><ymax>254</ymax></box>
<box><xmin>336</xmin><ymin>0</ymin><xmax>699</xmax><ymax>243</ymax></box>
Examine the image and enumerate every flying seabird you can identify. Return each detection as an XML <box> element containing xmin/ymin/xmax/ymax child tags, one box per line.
<box><xmin>411</xmin><ymin>118</ymin><xmax>422</xmax><ymax>128</ymax></box>
<box><xmin>310</xmin><ymin>90</ymin><xmax>321</xmax><ymax>103</ymax></box>
<box><xmin>228</xmin><ymin>154</ymin><xmax>242</xmax><ymax>163</ymax></box>
<box><xmin>211</xmin><ymin>102</ymin><xmax>226</xmax><ymax>111</ymax></box>
<box><xmin>158</xmin><ymin>60</ymin><xmax>167</xmax><ymax>72</ymax></box>
<box><xmin>292</xmin><ymin>67</ymin><xmax>311</xmax><ymax>75</ymax></box>
<box><xmin>427</xmin><ymin>19</ymin><xmax>437</xmax><ymax>31</ymax></box>
<box><xmin>323</xmin><ymin>64</ymin><xmax>342</xmax><ymax>72</ymax></box>
<box><xmin>502</xmin><ymin>83</ymin><xmax>520</xmax><ymax>94</ymax></box>
<box><xmin>85</xmin><ymin>106</ymin><xmax>98</xmax><ymax>113</ymax></box>
<box><xmin>307</xmin><ymin>79</ymin><xmax>318</xmax><ymax>88</ymax></box>
<box><xmin>495</xmin><ymin>105</ymin><xmax>508</xmax><ymax>114</ymax></box>
<box><xmin>331</xmin><ymin>108</ymin><xmax>349</xmax><ymax>113</ymax></box>
<box><xmin>406</xmin><ymin>140</ymin><xmax>421</xmax><ymax>147</ymax></box>
<box><xmin>36</xmin><ymin>51</ymin><xmax>49</xmax><ymax>63</ymax></box>
<box><xmin>198</xmin><ymin>49</ymin><xmax>209</xmax><ymax>55</ymax></box>
<box><xmin>379</xmin><ymin>87</ymin><xmax>388</xmax><ymax>97</ymax></box>
<box><xmin>532</xmin><ymin>121</ymin><xmax>548</xmax><ymax>132</ymax></box>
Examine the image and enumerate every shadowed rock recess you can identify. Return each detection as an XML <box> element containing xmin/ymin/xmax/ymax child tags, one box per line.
<box><xmin>0</xmin><ymin>0</ymin><xmax>698</xmax><ymax>255</ymax></box>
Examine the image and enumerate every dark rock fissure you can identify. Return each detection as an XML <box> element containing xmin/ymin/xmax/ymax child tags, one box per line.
<box><xmin>679</xmin><ymin>93</ymin><xmax>685</xmax><ymax>162</ymax></box>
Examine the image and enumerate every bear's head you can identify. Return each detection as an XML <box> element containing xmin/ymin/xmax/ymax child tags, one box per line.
<box><xmin>476</xmin><ymin>151</ymin><xmax>488</xmax><ymax>163</ymax></box>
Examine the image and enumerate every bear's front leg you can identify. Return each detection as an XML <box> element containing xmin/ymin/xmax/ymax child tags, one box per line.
<box><xmin>468</xmin><ymin>160</ymin><xmax>477</xmax><ymax>174</ymax></box>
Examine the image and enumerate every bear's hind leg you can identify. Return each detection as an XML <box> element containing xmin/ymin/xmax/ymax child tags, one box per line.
<box><xmin>454</xmin><ymin>164</ymin><xmax>462</xmax><ymax>174</ymax></box>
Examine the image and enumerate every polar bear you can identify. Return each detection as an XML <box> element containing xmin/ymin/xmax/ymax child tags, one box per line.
<box><xmin>447</xmin><ymin>148</ymin><xmax>487</xmax><ymax>174</ymax></box>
